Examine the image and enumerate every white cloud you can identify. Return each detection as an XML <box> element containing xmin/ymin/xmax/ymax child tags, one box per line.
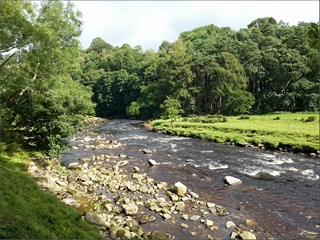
<box><xmin>72</xmin><ymin>1</ymin><xmax>319</xmax><ymax>51</ymax></box>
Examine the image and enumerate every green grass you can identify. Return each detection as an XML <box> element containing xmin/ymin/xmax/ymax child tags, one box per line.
<box><xmin>0</xmin><ymin>144</ymin><xmax>103</xmax><ymax>239</ymax></box>
<box><xmin>151</xmin><ymin>112</ymin><xmax>319</xmax><ymax>153</ymax></box>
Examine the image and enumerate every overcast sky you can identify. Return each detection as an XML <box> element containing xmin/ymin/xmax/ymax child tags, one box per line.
<box><xmin>72</xmin><ymin>1</ymin><xmax>319</xmax><ymax>51</ymax></box>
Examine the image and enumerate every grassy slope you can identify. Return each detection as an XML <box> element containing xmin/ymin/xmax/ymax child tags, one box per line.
<box><xmin>0</xmin><ymin>146</ymin><xmax>103</xmax><ymax>239</ymax></box>
<box><xmin>151</xmin><ymin>112</ymin><xmax>319</xmax><ymax>153</ymax></box>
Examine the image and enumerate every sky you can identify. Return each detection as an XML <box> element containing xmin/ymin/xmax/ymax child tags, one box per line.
<box><xmin>72</xmin><ymin>1</ymin><xmax>319</xmax><ymax>51</ymax></box>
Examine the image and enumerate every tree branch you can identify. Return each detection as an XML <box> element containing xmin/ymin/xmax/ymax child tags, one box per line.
<box><xmin>0</xmin><ymin>52</ymin><xmax>16</xmax><ymax>69</ymax></box>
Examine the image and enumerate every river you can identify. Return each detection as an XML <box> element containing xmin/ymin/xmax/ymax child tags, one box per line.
<box><xmin>61</xmin><ymin>119</ymin><xmax>320</xmax><ymax>239</ymax></box>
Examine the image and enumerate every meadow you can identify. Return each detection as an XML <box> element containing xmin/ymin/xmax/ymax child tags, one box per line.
<box><xmin>151</xmin><ymin>112</ymin><xmax>319</xmax><ymax>154</ymax></box>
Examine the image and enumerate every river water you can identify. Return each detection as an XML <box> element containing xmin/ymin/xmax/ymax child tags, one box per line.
<box><xmin>61</xmin><ymin>119</ymin><xmax>320</xmax><ymax>239</ymax></box>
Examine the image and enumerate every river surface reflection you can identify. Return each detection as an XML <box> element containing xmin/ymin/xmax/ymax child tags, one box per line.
<box><xmin>61</xmin><ymin>119</ymin><xmax>320</xmax><ymax>239</ymax></box>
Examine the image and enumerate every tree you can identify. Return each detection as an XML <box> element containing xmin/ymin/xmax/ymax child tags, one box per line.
<box><xmin>0</xmin><ymin>0</ymin><xmax>95</xmax><ymax>155</ymax></box>
<box><xmin>87</xmin><ymin>37</ymin><xmax>113</xmax><ymax>54</ymax></box>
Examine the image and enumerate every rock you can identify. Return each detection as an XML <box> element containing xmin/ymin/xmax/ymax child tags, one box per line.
<box><xmin>181</xmin><ymin>223</ymin><xmax>189</xmax><ymax>228</ymax></box>
<box><xmin>175</xmin><ymin>201</ymin><xmax>185</xmax><ymax>212</ymax></box>
<box><xmin>55</xmin><ymin>180</ymin><xmax>67</xmax><ymax>186</ymax></box>
<box><xmin>104</xmin><ymin>203</ymin><xmax>114</xmax><ymax>212</ymax></box>
<box><xmin>117</xmin><ymin>160</ymin><xmax>128</xmax><ymax>166</ymax></box>
<box><xmin>174</xmin><ymin>181</ymin><xmax>187</xmax><ymax>196</ymax></box>
<box><xmin>185</xmin><ymin>159</ymin><xmax>195</xmax><ymax>162</ymax></box>
<box><xmin>181</xmin><ymin>196</ymin><xmax>190</xmax><ymax>201</ymax></box>
<box><xmin>223</xmin><ymin>176</ymin><xmax>242</xmax><ymax>186</ymax></box>
<box><xmin>122</xmin><ymin>203</ymin><xmax>138</xmax><ymax>215</ymax></box>
<box><xmin>28</xmin><ymin>162</ymin><xmax>38</xmax><ymax>173</ymax></box>
<box><xmin>207</xmin><ymin>202</ymin><xmax>216</xmax><ymax>208</ymax></box>
<box><xmin>246</xmin><ymin>219</ymin><xmax>258</xmax><ymax>228</ymax></box>
<box><xmin>140</xmin><ymin>213</ymin><xmax>156</xmax><ymax>224</ymax></box>
<box><xmin>85</xmin><ymin>212</ymin><xmax>106</xmax><ymax>226</ymax></box>
<box><xmin>83</xmin><ymin>137</ymin><xmax>91</xmax><ymax>142</ymax></box>
<box><xmin>181</xmin><ymin>214</ymin><xmax>189</xmax><ymax>220</ymax></box>
<box><xmin>118</xmin><ymin>154</ymin><xmax>127</xmax><ymax>158</ymax></box>
<box><xmin>230</xmin><ymin>232</ymin><xmax>238</xmax><ymax>240</ymax></box>
<box><xmin>126</xmin><ymin>219</ymin><xmax>138</xmax><ymax>228</ymax></box>
<box><xmin>62</xmin><ymin>198</ymin><xmax>80</xmax><ymax>208</ymax></box>
<box><xmin>116</xmin><ymin>228</ymin><xmax>131</xmax><ymax>238</ymax></box>
<box><xmin>205</xmin><ymin>219</ymin><xmax>214</xmax><ymax>227</ymax></box>
<box><xmin>141</xmin><ymin>149</ymin><xmax>154</xmax><ymax>154</ymax></box>
<box><xmin>239</xmin><ymin>231</ymin><xmax>257</xmax><ymax>240</ymax></box>
<box><xmin>169</xmin><ymin>193</ymin><xmax>179</xmax><ymax>202</ymax></box>
<box><xmin>226</xmin><ymin>221</ymin><xmax>236</xmax><ymax>228</ymax></box>
<box><xmin>132</xmin><ymin>166</ymin><xmax>140</xmax><ymax>173</ymax></box>
<box><xmin>157</xmin><ymin>197</ymin><xmax>167</xmax><ymax>207</ymax></box>
<box><xmin>139</xmin><ymin>185</ymin><xmax>149</xmax><ymax>193</ymax></box>
<box><xmin>190</xmin><ymin>215</ymin><xmax>201</xmax><ymax>221</ymax></box>
<box><xmin>189</xmin><ymin>191</ymin><xmax>199</xmax><ymax>199</ymax></box>
<box><xmin>68</xmin><ymin>162</ymin><xmax>82</xmax><ymax>170</ymax></box>
<box><xmin>132</xmin><ymin>173</ymin><xmax>146</xmax><ymax>181</ymax></box>
<box><xmin>209</xmin><ymin>225</ymin><xmax>219</xmax><ymax>231</ymax></box>
<box><xmin>148</xmin><ymin>159</ymin><xmax>157</xmax><ymax>166</ymax></box>
<box><xmin>163</xmin><ymin>213</ymin><xmax>172</xmax><ymax>220</ymax></box>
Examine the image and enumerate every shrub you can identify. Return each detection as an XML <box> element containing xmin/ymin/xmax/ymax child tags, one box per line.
<box><xmin>273</xmin><ymin>116</ymin><xmax>281</xmax><ymax>120</ymax></box>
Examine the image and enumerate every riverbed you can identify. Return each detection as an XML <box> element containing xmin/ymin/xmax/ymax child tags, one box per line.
<box><xmin>61</xmin><ymin>119</ymin><xmax>320</xmax><ymax>239</ymax></box>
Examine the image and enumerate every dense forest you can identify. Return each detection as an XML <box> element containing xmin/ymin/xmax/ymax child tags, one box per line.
<box><xmin>79</xmin><ymin>17</ymin><xmax>319</xmax><ymax>119</ymax></box>
<box><xmin>1</xmin><ymin>0</ymin><xmax>319</xmax><ymax>155</ymax></box>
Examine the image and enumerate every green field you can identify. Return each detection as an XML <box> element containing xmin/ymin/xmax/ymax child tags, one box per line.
<box><xmin>151</xmin><ymin>112</ymin><xmax>319</xmax><ymax>154</ymax></box>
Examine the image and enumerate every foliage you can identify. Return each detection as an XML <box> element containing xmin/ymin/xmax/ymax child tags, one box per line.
<box><xmin>0</xmin><ymin>0</ymin><xmax>95</xmax><ymax>154</ymax></box>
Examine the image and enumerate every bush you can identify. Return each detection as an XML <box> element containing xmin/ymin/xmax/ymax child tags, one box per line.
<box><xmin>273</xmin><ymin>116</ymin><xmax>281</xmax><ymax>120</ymax></box>
<box><xmin>46</xmin><ymin>135</ymin><xmax>68</xmax><ymax>158</ymax></box>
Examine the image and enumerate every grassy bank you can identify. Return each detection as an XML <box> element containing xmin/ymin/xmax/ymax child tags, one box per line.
<box><xmin>151</xmin><ymin>112</ymin><xmax>319</xmax><ymax>154</ymax></box>
<box><xmin>0</xmin><ymin>143</ymin><xmax>103</xmax><ymax>239</ymax></box>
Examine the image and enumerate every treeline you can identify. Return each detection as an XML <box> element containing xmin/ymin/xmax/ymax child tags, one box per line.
<box><xmin>76</xmin><ymin>17</ymin><xmax>319</xmax><ymax>119</ymax></box>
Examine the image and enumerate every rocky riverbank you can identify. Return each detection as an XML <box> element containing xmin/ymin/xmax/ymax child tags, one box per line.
<box><xmin>28</xmin><ymin>133</ymin><xmax>260</xmax><ymax>240</ymax></box>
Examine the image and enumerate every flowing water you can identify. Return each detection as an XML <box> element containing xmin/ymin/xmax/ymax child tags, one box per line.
<box><xmin>61</xmin><ymin>119</ymin><xmax>320</xmax><ymax>239</ymax></box>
